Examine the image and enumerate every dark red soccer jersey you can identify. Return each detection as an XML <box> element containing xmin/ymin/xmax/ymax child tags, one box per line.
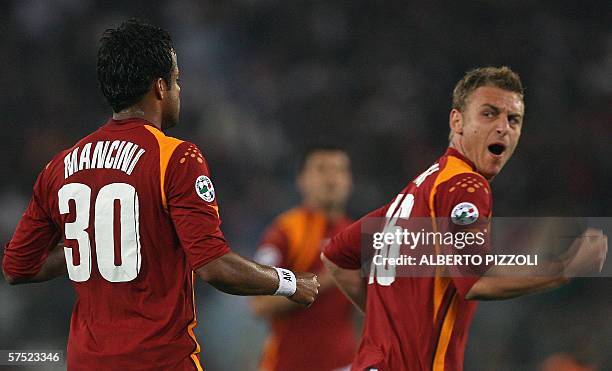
<box><xmin>3</xmin><ymin>118</ymin><xmax>231</xmax><ymax>371</ymax></box>
<box><xmin>254</xmin><ymin>207</ymin><xmax>357</xmax><ymax>371</ymax></box>
<box><xmin>323</xmin><ymin>148</ymin><xmax>492</xmax><ymax>371</ymax></box>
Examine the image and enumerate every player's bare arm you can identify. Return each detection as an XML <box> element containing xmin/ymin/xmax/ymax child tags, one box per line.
<box><xmin>197</xmin><ymin>251</ymin><xmax>320</xmax><ymax>306</ymax></box>
<box><xmin>465</xmin><ymin>228</ymin><xmax>608</xmax><ymax>300</ymax></box>
<box><xmin>465</xmin><ymin>263</ymin><xmax>569</xmax><ymax>301</ymax></box>
<box><xmin>321</xmin><ymin>253</ymin><xmax>366</xmax><ymax>314</ymax></box>
<box><xmin>3</xmin><ymin>242</ymin><xmax>67</xmax><ymax>285</ymax></box>
<box><xmin>250</xmin><ymin>268</ymin><xmax>336</xmax><ymax>318</ymax></box>
<box><xmin>250</xmin><ymin>268</ymin><xmax>337</xmax><ymax>318</ymax></box>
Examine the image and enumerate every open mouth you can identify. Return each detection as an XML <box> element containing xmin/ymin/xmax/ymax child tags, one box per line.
<box><xmin>487</xmin><ymin>143</ymin><xmax>506</xmax><ymax>156</ymax></box>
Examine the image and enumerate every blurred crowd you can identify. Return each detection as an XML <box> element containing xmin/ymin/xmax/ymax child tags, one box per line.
<box><xmin>0</xmin><ymin>1</ymin><xmax>610</xmax><ymax>370</ymax></box>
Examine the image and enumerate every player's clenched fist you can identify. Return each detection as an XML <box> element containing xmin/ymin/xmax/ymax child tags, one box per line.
<box><xmin>563</xmin><ymin>228</ymin><xmax>608</xmax><ymax>277</ymax></box>
<box><xmin>289</xmin><ymin>273</ymin><xmax>320</xmax><ymax>307</ymax></box>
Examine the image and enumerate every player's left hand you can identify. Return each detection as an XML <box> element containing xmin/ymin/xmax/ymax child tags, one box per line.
<box><xmin>562</xmin><ymin>228</ymin><xmax>608</xmax><ymax>277</ymax></box>
<box><xmin>288</xmin><ymin>272</ymin><xmax>320</xmax><ymax>307</ymax></box>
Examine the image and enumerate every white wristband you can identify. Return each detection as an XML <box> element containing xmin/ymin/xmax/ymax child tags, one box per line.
<box><xmin>273</xmin><ymin>267</ymin><xmax>297</xmax><ymax>297</ymax></box>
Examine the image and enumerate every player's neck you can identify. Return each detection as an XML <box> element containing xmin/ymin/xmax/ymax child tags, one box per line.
<box><xmin>448</xmin><ymin>141</ymin><xmax>465</xmax><ymax>157</ymax></box>
<box><xmin>449</xmin><ymin>141</ymin><xmax>474</xmax><ymax>167</ymax></box>
<box><xmin>448</xmin><ymin>141</ymin><xmax>495</xmax><ymax>181</ymax></box>
<box><xmin>112</xmin><ymin>105</ymin><xmax>162</xmax><ymax>130</ymax></box>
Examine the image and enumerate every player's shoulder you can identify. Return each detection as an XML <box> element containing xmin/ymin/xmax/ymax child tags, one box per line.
<box><xmin>431</xmin><ymin>160</ymin><xmax>492</xmax><ymax>217</ymax></box>
<box><xmin>257</xmin><ymin>209</ymin><xmax>301</xmax><ymax>254</ymax></box>
<box><xmin>272</xmin><ymin>207</ymin><xmax>312</xmax><ymax>231</ymax></box>
<box><xmin>431</xmin><ymin>151</ymin><xmax>489</xmax><ymax>192</ymax></box>
<box><xmin>141</xmin><ymin>125</ymin><xmax>186</xmax><ymax>151</ymax></box>
<box><xmin>419</xmin><ymin>149</ymin><xmax>492</xmax><ymax>215</ymax></box>
<box><xmin>141</xmin><ymin>128</ymin><xmax>208</xmax><ymax>167</ymax></box>
<box><xmin>43</xmin><ymin>131</ymin><xmax>98</xmax><ymax>177</ymax></box>
<box><xmin>39</xmin><ymin>147</ymin><xmax>74</xmax><ymax>184</ymax></box>
<box><xmin>435</xmin><ymin>170</ymin><xmax>490</xmax><ymax>198</ymax></box>
<box><xmin>175</xmin><ymin>140</ymin><xmax>205</xmax><ymax>157</ymax></box>
<box><xmin>435</xmin><ymin>172</ymin><xmax>491</xmax><ymax>207</ymax></box>
<box><xmin>31</xmin><ymin>131</ymin><xmax>97</xmax><ymax>194</ymax></box>
<box><xmin>275</xmin><ymin>207</ymin><xmax>306</xmax><ymax>224</ymax></box>
<box><xmin>165</xmin><ymin>140</ymin><xmax>209</xmax><ymax>172</ymax></box>
<box><xmin>407</xmin><ymin>149</ymin><xmax>487</xmax><ymax>197</ymax></box>
<box><xmin>433</xmin><ymin>159</ymin><xmax>491</xmax><ymax>201</ymax></box>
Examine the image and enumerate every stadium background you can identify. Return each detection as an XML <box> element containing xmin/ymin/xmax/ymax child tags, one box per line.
<box><xmin>0</xmin><ymin>0</ymin><xmax>610</xmax><ymax>370</ymax></box>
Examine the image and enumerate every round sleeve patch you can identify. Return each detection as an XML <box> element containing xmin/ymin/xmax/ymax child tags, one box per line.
<box><xmin>451</xmin><ymin>202</ymin><xmax>479</xmax><ymax>225</ymax></box>
<box><xmin>195</xmin><ymin>175</ymin><xmax>215</xmax><ymax>202</ymax></box>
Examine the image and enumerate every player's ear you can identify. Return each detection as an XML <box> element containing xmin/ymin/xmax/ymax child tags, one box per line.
<box><xmin>153</xmin><ymin>78</ymin><xmax>166</xmax><ymax>100</ymax></box>
<box><xmin>449</xmin><ymin>108</ymin><xmax>464</xmax><ymax>136</ymax></box>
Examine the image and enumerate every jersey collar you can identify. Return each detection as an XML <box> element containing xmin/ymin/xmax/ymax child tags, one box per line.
<box><xmin>445</xmin><ymin>147</ymin><xmax>478</xmax><ymax>172</ymax></box>
<box><xmin>102</xmin><ymin>117</ymin><xmax>157</xmax><ymax>131</ymax></box>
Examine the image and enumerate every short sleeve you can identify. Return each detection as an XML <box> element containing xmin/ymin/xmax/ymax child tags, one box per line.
<box><xmin>323</xmin><ymin>206</ymin><xmax>386</xmax><ymax>270</ymax></box>
<box><xmin>165</xmin><ymin>142</ymin><xmax>230</xmax><ymax>270</ymax></box>
<box><xmin>3</xmin><ymin>167</ymin><xmax>61</xmax><ymax>279</ymax></box>
<box><xmin>253</xmin><ymin>223</ymin><xmax>288</xmax><ymax>267</ymax></box>
<box><xmin>434</xmin><ymin>173</ymin><xmax>492</xmax><ymax>296</ymax></box>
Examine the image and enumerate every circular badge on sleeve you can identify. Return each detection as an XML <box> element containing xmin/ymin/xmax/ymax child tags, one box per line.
<box><xmin>195</xmin><ymin>175</ymin><xmax>215</xmax><ymax>202</ymax></box>
<box><xmin>450</xmin><ymin>202</ymin><xmax>479</xmax><ymax>225</ymax></box>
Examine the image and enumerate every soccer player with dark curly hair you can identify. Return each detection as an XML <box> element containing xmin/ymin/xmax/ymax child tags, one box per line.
<box><xmin>2</xmin><ymin>19</ymin><xmax>320</xmax><ymax>371</ymax></box>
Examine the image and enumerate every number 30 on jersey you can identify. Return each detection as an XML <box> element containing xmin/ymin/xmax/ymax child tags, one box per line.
<box><xmin>58</xmin><ymin>183</ymin><xmax>141</xmax><ymax>283</ymax></box>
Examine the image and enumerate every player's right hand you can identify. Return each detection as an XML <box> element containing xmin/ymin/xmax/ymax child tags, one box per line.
<box><xmin>289</xmin><ymin>272</ymin><xmax>320</xmax><ymax>307</ymax></box>
<box><xmin>563</xmin><ymin>228</ymin><xmax>608</xmax><ymax>278</ymax></box>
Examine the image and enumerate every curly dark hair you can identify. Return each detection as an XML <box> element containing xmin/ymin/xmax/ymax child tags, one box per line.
<box><xmin>97</xmin><ymin>19</ymin><xmax>174</xmax><ymax>113</ymax></box>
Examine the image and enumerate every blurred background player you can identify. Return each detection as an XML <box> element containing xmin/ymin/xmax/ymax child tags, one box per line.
<box><xmin>2</xmin><ymin>19</ymin><xmax>320</xmax><ymax>371</ymax></box>
<box><xmin>250</xmin><ymin>146</ymin><xmax>357</xmax><ymax>371</ymax></box>
<box><xmin>322</xmin><ymin>66</ymin><xmax>608</xmax><ymax>371</ymax></box>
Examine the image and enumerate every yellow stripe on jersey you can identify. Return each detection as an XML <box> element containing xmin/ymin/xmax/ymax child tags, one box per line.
<box><xmin>428</xmin><ymin>155</ymin><xmax>478</xmax><ymax>217</ymax></box>
<box><xmin>429</xmin><ymin>156</ymin><xmax>475</xmax><ymax>322</ymax></box>
<box><xmin>433</xmin><ymin>293</ymin><xmax>459</xmax><ymax>371</ymax></box>
<box><xmin>187</xmin><ymin>271</ymin><xmax>203</xmax><ymax>371</ymax></box>
<box><xmin>210</xmin><ymin>205</ymin><xmax>219</xmax><ymax>218</ymax></box>
<box><xmin>144</xmin><ymin>126</ymin><xmax>184</xmax><ymax>211</ymax></box>
<box><xmin>433</xmin><ymin>277</ymin><xmax>451</xmax><ymax>323</ymax></box>
<box><xmin>429</xmin><ymin>154</ymin><xmax>482</xmax><ymax>369</ymax></box>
